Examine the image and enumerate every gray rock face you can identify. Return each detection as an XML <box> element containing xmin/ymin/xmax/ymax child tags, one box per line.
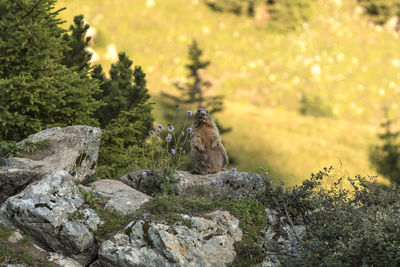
<box><xmin>87</xmin><ymin>179</ymin><xmax>152</xmax><ymax>215</ymax></box>
<box><xmin>261</xmin><ymin>208</ymin><xmax>306</xmax><ymax>267</ymax></box>
<box><xmin>120</xmin><ymin>170</ymin><xmax>265</xmax><ymax>199</ymax></box>
<box><xmin>0</xmin><ymin>170</ymin><xmax>101</xmax><ymax>265</ymax></box>
<box><xmin>0</xmin><ymin>126</ymin><xmax>101</xmax><ymax>203</ymax></box>
<box><xmin>98</xmin><ymin>211</ymin><xmax>242</xmax><ymax>267</ymax></box>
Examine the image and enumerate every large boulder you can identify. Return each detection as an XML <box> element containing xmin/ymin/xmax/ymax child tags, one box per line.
<box><xmin>120</xmin><ymin>169</ymin><xmax>266</xmax><ymax>199</ymax></box>
<box><xmin>80</xmin><ymin>179</ymin><xmax>152</xmax><ymax>215</ymax></box>
<box><xmin>0</xmin><ymin>126</ymin><xmax>101</xmax><ymax>203</ymax></box>
<box><xmin>0</xmin><ymin>170</ymin><xmax>101</xmax><ymax>265</ymax></box>
<box><xmin>98</xmin><ymin>210</ymin><xmax>242</xmax><ymax>267</ymax></box>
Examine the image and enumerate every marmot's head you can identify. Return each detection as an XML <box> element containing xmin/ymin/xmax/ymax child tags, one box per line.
<box><xmin>194</xmin><ymin>108</ymin><xmax>213</xmax><ymax>126</ymax></box>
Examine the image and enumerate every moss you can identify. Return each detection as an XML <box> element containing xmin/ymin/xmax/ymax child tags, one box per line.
<box><xmin>0</xmin><ymin>245</ymin><xmax>11</xmax><ymax>263</ymax></box>
<box><xmin>0</xmin><ymin>225</ymin><xmax>12</xmax><ymax>240</ymax></box>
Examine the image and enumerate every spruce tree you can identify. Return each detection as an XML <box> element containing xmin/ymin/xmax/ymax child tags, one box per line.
<box><xmin>62</xmin><ymin>14</ymin><xmax>92</xmax><ymax>71</ymax></box>
<box><xmin>92</xmin><ymin>52</ymin><xmax>154</xmax><ymax>178</ymax></box>
<box><xmin>0</xmin><ymin>0</ymin><xmax>100</xmax><ymax>141</ymax></box>
<box><xmin>370</xmin><ymin>117</ymin><xmax>400</xmax><ymax>184</ymax></box>
<box><xmin>94</xmin><ymin>52</ymin><xmax>152</xmax><ymax>128</ymax></box>
<box><xmin>162</xmin><ymin>39</ymin><xmax>230</xmax><ymax>133</ymax></box>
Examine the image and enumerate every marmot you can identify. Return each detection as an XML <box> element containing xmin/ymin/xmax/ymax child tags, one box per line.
<box><xmin>190</xmin><ymin>108</ymin><xmax>229</xmax><ymax>174</ymax></box>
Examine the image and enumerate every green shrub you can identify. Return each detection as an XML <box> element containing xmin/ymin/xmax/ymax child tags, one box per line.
<box><xmin>370</xmin><ymin>118</ymin><xmax>400</xmax><ymax>184</ymax></box>
<box><xmin>261</xmin><ymin>167</ymin><xmax>400</xmax><ymax>266</ymax></box>
<box><xmin>205</xmin><ymin>0</ymin><xmax>262</xmax><ymax>16</ymax></box>
<box><xmin>358</xmin><ymin>0</ymin><xmax>400</xmax><ymax>25</ymax></box>
<box><xmin>0</xmin><ymin>140</ymin><xmax>50</xmax><ymax>159</ymax></box>
<box><xmin>267</xmin><ymin>0</ymin><xmax>316</xmax><ymax>32</ymax></box>
<box><xmin>299</xmin><ymin>94</ymin><xmax>333</xmax><ymax>118</ymax></box>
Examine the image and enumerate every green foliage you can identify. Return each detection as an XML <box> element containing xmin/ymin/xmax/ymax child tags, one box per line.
<box><xmin>267</xmin><ymin>0</ymin><xmax>316</xmax><ymax>32</ymax></box>
<box><xmin>138</xmin><ymin>195</ymin><xmax>267</xmax><ymax>265</ymax></box>
<box><xmin>0</xmin><ymin>140</ymin><xmax>50</xmax><ymax>159</ymax></box>
<box><xmin>359</xmin><ymin>0</ymin><xmax>400</xmax><ymax>25</ymax></box>
<box><xmin>0</xmin><ymin>225</ymin><xmax>12</xmax><ymax>239</ymax></box>
<box><xmin>92</xmin><ymin>53</ymin><xmax>154</xmax><ymax>179</ymax></box>
<box><xmin>370</xmin><ymin>118</ymin><xmax>400</xmax><ymax>184</ymax></box>
<box><xmin>205</xmin><ymin>0</ymin><xmax>262</xmax><ymax>16</ymax></box>
<box><xmin>62</xmin><ymin>14</ymin><xmax>92</xmax><ymax>71</ymax></box>
<box><xmin>94</xmin><ymin>52</ymin><xmax>152</xmax><ymax>128</ymax></box>
<box><xmin>299</xmin><ymin>94</ymin><xmax>333</xmax><ymax>118</ymax></box>
<box><xmin>261</xmin><ymin>167</ymin><xmax>400</xmax><ymax>266</ymax></box>
<box><xmin>0</xmin><ymin>0</ymin><xmax>101</xmax><ymax>142</ymax></box>
<box><xmin>0</xmin><ymin>245</ymin><xmax>11</xmax><ymax>263</ymax></box>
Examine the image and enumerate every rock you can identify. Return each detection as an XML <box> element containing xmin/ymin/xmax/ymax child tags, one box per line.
<box><xmin>384</xmin><ymin>16</ymin><xmax>399</xmax><ymax>33</ymax></box>
<box><xmin>47</xmin><ymin>252</ymin><xmax>84</xmax><ymax>267</ymax></box>
<box><xmin>261</xmin><ymin>208</ymin><xmax>305</xmax><ymax>267</ymax></box>
<box><xmin>0</xmin><ymin>126</ymin><xmax>101</xmax><ymax>203</ymax></box>
<box><xmin>120</xmin><ymin>170</ymin><xmax>265</xmax><ymax>199</ymax></box>
<box><xmin>0</xmin><ymin>170</ymin><xmax>100</xmax><ymax>265</ymax></box>
<box><xmin>89</xmin><ymin>179</ymin><xmax>152</xmax><ymax>215</ymax></box>
<box><xmin>98</xmin><ymin>210</ymin><xmax>242</xmax><ymax>267</ymax></box>
<box><xmin>7</xmin><ymin>231</ymin><xmax>23</xmax><ymax>243</ymax></box>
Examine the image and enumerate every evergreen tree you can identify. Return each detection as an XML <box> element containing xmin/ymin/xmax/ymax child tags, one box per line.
<box><xmin>92</xmin><ymin>52</ymin><xmax>154</xmax><ymax>178</ymax></box>
<box><xmin>0</xmin><ymin>0</ymin><xmax>101</xmax><ymax>141</ymax></box>
<box><xmin>162</xmin><ymin>39</ymin><xmax>230</xmax><ymax>133</ymax></box>
<box><xmin>94</xmin><ymin>52</ymin><xmax>152</xmax><ymax>128</ymax></box>
<box><xmin>62</xmin><ymin>14</ymin><xmax>92</xmax><ymax>71</ymax></box>
<box><xmin>370</xmin><ymin>117</ymin><xmax>400</xmax><ymax>184</ymax></box>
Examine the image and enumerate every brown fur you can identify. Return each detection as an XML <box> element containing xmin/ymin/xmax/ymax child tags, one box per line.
<box><xmin>190</xmin><ymin>108</ymin><xmax>229</xmax><ymax>174</ymax></box>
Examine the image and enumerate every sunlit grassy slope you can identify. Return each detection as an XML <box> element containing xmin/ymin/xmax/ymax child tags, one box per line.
<box><xmin>56</xmin><ymin>0</ymin><xmax>398</xmax><ymax>185</ymax></box>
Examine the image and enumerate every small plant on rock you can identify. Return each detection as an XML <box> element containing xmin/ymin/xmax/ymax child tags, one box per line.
<box><xmin>138</xmin><ymin>106</ymin><xmax>193</xmax><ymax>195</ymax></box>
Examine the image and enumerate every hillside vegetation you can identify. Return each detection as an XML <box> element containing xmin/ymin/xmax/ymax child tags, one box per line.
<box><xmin>55</xmin><ymin>0</ymin><xmax>400</xmax><ymax>185</ymax></box>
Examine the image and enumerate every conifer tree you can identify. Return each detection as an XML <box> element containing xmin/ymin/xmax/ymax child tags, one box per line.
<box><xmin>62</xmin><ymin>14</ymin><xmax>92</xmax><ymax>71</ymax></box>
<box><xmin>92</xmin><ymin>52</ymin><xmax>154</xmax><ymax>178</ymax></box>
<box><xmin>162</xmin><ymin>39</ymin><xmax>230</xmax><ymax>133</ymax></box>
<box><xmin>370</xmin><ymin>117</ymin><xmax>400</xmax><ymax>184</ymax></box>
<box><xmin>0</xmin><ymin>0</ymin><xmax>101</xmax><ymax>141</ymax></box>
<box><xmin>94</xmin><ymin>52</ymin><xmax>152</xmax><ymax>128</ymax></box>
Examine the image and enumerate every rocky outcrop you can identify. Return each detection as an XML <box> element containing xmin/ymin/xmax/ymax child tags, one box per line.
<box><xmin>120</xmin><ymin>169</ymin><xmax>265</xmax><ymax>199</ymax></box>
<box><xmin>0</xmin><ymin>170</ymin><xmax>101</xmax><ymax>265</ymax></box>
<box><xmin>98</xmin><ymin>210</ymin><xmax>242</xmax><ymax>267</ymax></box>
<box><xmin>261</xmin><ymin>208</ymin><xmax>306</xmax><ymax>267</ymax></box>
<box><xmin>0</xmin><ymin>126</ymin><xmax>101</xmax><ymax>203</ymax></box>
<box><xmin>79</xmin><ymin>179</ymin><xmax>152</xmax><ymax>215</ymax></box>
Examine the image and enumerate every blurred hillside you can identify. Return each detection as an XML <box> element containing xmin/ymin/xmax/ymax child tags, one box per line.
<box><xmin>55</xmin><ymin>0</ymin><xmax>400</xmax><ymax>185</ymax></box>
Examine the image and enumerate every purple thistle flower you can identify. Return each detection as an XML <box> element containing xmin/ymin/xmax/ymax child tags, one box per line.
<box><xmin>142</xmin><ymin>213</ymin><xmax>151</xmax><ymax>218</ymax></box>
<box><xmin>181</xmin><ymin>131</ymin><xmax>185</xmax><ymax>137</ymax></box>
<box><xmin>157</xmin><ymin>124</ymin><xmax>163</xmax><ymax>132</ymax></box>
<box><xmin>219</xmin><ymin>179</ymin><xmax>223</xmax><ymax>185</ymax></box>
<box><xmin>171</xmin><ymin>149</ymin><xmax>176</xmax><ymax>155</ymax></box>
<box><xmin>157</xmin><ymin>136</ymin><xmax>161</xmax><ymax>142</ymax></box>
<box><xmin>166</xmin><ymin>134</ymin><xmax>172</xmax><ymax>143</ymax></box>
<box><xmin>211</xmin><ymin>179</ymin><xmax>216</xmax><ymax>185</ymax></box>
<box><xmin>165</xmin><ymin>176</ymin><xmax>169</xmax><ymax>181</ymax></box>
<box><xmin>149</xmin><ymin>130</ymin><xmax>155</xmax><ymax>136</ymax></box>
<box><xmin>230</xmin><ymin>168</ymin><xmax>237</xmax><ymax>173</ymax></box>
<box><xmin>187</xmin><ymin>110</ymin><xmax>193</xmax><ymax>117</ymax></box>
<box><xmin>182</xmin><ymin>149</ymin><xmax>186</xmax><ymax>155</ymax></box>
<box><xmin>141</xmin><ymin>171</ymin><xmax>148</xmax><ymax>178</ymax></box>
<box><xmin>187</xmin><ymin>127</ymin><xmax>192</xmax><ymax>134</ymax></box>
<box><xmin>134</xmin><ymin>160</ymin><xmax>138</xmax><ymax>164</ymax></box>
<box><xmin>168</xmin><ymin>125</ymin><xmax>174</xmax><ymax>132</ymax></box>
